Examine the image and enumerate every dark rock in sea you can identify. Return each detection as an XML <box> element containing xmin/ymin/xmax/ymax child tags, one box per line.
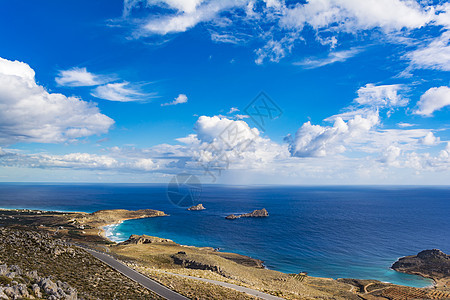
<box><xmin>225</xmin><ymin>209</ymin><xmax>269</xmax><ymax>220</ymax></box>
<box><xmin>120</xmin><ymin>234</ymin><xmax>174</xmax><ymax>245</ymax></box>
<box><xmin>225</xmin><ymin>214</ymin><xmax>239</xmax><ymax>220</ymax></box>
<box><xmin>392</xmin><ymin>249</ymin><xmax>450</xmax><ymax>279</ymax></box>
<box><xmin>187</xmin><ymin>204</ymin><xmax>205</xmax><ymax>211</ymax></box>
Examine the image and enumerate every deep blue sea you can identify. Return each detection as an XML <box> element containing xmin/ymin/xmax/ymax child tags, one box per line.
<box><xmin>1</xmin><ymin>184</ymin><xmax>449</xmax><ymax>287</ymax></box>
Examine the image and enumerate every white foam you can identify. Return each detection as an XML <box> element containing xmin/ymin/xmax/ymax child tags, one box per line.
<box><xmin>103</xmin><ymin>221</ymin><xmax>127</xmax><ymax>243</ymax></box>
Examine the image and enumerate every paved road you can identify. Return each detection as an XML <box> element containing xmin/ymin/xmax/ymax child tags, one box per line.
<box><xmin>154</xmin><ymin>270</ymin><xmax>284</xmax><ymax>300</ymax></box>
<box><xmin>83</xmin><ymin>248</ymin><xmax>188</xmax><ymax>300</ymax></box>
<box><xmin>83</xmin><ymin>247</ymin><xmax>284</xmax><ymax>300</ymax></box>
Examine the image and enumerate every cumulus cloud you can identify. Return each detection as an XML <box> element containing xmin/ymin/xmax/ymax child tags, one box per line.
<box><xmin>355</xmin><ymin>84</ymin><xmax>409</xmax><ymax>108</ymax></box>
<box><xmin>2</xmin><ymin>108</ymin><xmax>449</xmax><ymax>183</ymax></box>
<box><xmin>91</xmin><ymin>82</ymin><xmax>155</xmax><ymax>102</ymax></box>
<box><xmin>420</xmin><ymin>132</ymin><xmax>439</xmax><ymax>146</ymax></box>
<box><xmin>415</xmin><ymin>86</ymin><xmax>450</xmax><ymax>116</ymax></box>
<box><xmin>55</xmin><ymin>67</ymin><xmax>109</xmax><ymax>87</ymax></box>
<box><xmin>289</xmin><ymin>112</ymin><xmax>379</xmax><ymax>157</ymax></box>
<box><xmin>294</xmin><ymin>48</ymin><xmax>363</xmax><ymax>69</ymax></box>
<box><xmin>161</xmin><ymin>94</ymin><xmax>188</xmax><ymax>106</ymax></box>
<box><xmin>0</xmin><ymin>57</ymin><xmax>114</xmax><ymax>145</ymax></box>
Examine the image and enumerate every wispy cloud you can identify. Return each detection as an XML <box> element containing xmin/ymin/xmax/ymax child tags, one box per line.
<box><xmin>92</xmin><ymin>82</ymin><xmax>156</xmax><ymax>102</ymax></box>
<box><xmin>55</xmin><ymin>67</ymin><xmax>110</xmax><ymax>87</ymax></box>
<box><xmin>405</xmin><ymin>31</ymin><xmax>450</xmax><ymax>72</ymax></box>
<box><xmin>294</xmin><ymin>48</ymin><xmax>363</xmax><ymax>69</ymax></box>
<box><xmin>161</xmin><ymin>94</ymin><xmax>188</xmax><ymax>106</ymax></box>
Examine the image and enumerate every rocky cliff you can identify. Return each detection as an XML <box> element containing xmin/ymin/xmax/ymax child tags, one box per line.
<box><xmin>392</xmin><ymin>249</ymin><xmax>450</xmax><ymax>280</ymax></box>
<box><xmin>120</xmin><ymin>234</ymin><xmax>174</xmax><ymax>245</ymax></box>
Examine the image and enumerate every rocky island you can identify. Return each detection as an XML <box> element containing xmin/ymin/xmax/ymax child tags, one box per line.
<box><xmin>392</xmin><ymin>249</ymin><xmax>450</xmax><ymax>290</ymax></box>
<box><xmin>187</xmin><ymin>204</ymin><xmax>205</xmax><ymax>211</ymax></box>
<box><xmin>225</xmin><ymin>208</ymin><xmax>269</xmax><ymax>220</ymax></box>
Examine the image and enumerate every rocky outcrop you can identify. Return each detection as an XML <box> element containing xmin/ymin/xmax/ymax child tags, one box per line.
<box><xmin>187</xmin><ymin>204</ymin><xmax>205</xmax><ymax>211</ymax></box>
<box><xmin>392</xmin><ymin>249</ymin><xmax>450</xmax><ymax>280</ymax></box>
<box><xmin>0</xmin><ymin>227</ymin><xmax>158</xmax><ymax>299</ymax></box>
<box><xmin>119</xmin><ymin>234</ymin><xmax>174</xmax><ymax>245</ymax></box>
<box><xmin>225</xmin><ymin>208</ymin><xmax>268</xmax><ymax>220</ymax></box>
<box><xmin>171</xmin><ymin>252</ymin><xmax>227</xmax><ymax>277</ymax></box>
<box><xmin>0</xmin><ymin>264</ymin><xmax>77</xmax><ymax>299</ymax></box>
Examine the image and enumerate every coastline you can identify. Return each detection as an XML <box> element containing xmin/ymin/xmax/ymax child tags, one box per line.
<box><xmin>101</xmin><ymin>221</ymin><xmax>124</xmax><ymax>242</ymax></box>
<box><xmin>0</xmin><ymin>207</ymin><xmax>440</xmax><ymax>291</ymax></box>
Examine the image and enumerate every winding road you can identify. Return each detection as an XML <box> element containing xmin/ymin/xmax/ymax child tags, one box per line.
<box><xmin>82</xmin><ymin>247</ymin><xmax>284</xmax><ymax>300</ymax></box>
<box><xmin>83</xmin><ymin>248</ymin><xmax>188</xmax><ymax>300</ymax></box>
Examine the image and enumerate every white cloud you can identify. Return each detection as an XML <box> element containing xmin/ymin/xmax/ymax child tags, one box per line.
<box><xmin>397</xmin><ymin>122</ymin><xmax>415</xmax><ymax>128</ymax></box>
<box><xmin>405</xmin><ymin>31</ymin><xmax>450</xmax><ymax>72</ymax></box>
<box><xmin>289</xmin><ymin>112</ymin><xmax>379</xmax><ymax>157</ymax></box>
<box><xmin>194</xmin><ymin>115</ymin><xmax>259</xmax><ymax>144</ymax></box>
<box><xmin>420</xmin><ymin>132</ymin><xmax>439</xmax><ymax>145</ymax></box>
<box><xmin>138</xmin><ymin>1</ymin><xmax>235</xmax><ymax>36</ymax></box>
<box><xmin>0</xmin><ymin>150</ymin><xmax>159</xmax><ymax>172</ymax></box>
<box><xmin>123</xmin><ymin>0</ymin><xmax>450</xmax><ymax>66</ymax></box>
<box><xmin>355</xmin><ymin>84</ymin><xmax>409</xmax><ymax>108</ymax></box>
<box><xmin>294</xmin><ymin>48</ymin><xmax>363</xmax><ymax>69</ymax></box>
<box><xmin>228</xmin><ymin>107</ymin><xmax>239</xmax><ymax>114</ymax></box>
<box><xmin>378</xmin><ymin>145</ymin><xmax>401</xmax><ymax>166</ymax></box>
<box><xmin>92</xmin><ymin>82</ymin><xmax>154</xmax><ymax>102</ymax></box>
<box><xmin>414</xmin><ymin>86</ymin><xmax>450</xmax><ymax>116</ymax></box>
<box><xmin>55</xmin><ymin>67</ymin><xmax>109</xmax><ymax>87</ymax></box>
<box><xmin>124</xmin><ymin>0</ymin><xmax>206</xmax><ymax>15</ymax></box>
<box><xmin>161</xmin><ymin>94</ymin><xmax>188</xmax><ymax>106</ymax></box>
<box><xmin>2</xmin><ymin>109</ymin><xmax>449</xmax><ymax>183</ymax></box>
<box><xmin>281</xmin><ymin>0</ymin><xmax>434</xmax><ymax>32</ymax></box>
<box><xmin>0</xmin><ymin>57</ymin><xmax>114</xmax><ymax>145</ymax></box>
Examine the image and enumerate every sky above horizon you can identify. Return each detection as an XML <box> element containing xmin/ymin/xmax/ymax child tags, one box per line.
<box><xmin>0</xmin><ymin>0</ymin><xmax>449</xmax><ymax>185</ymax></box>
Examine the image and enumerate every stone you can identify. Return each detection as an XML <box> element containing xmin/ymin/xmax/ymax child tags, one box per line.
<box><xmin>187</xmin><ymin>204</ymin><xmax>205</xmax><ymax>211</ymax></box>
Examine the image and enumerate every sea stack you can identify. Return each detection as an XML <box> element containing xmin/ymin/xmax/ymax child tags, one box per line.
<box><xmin>225</xmin><ymin>208</ymin><xmax>268</xmax><ymax>220</ymax></box>
<box><xmin>187</xmin><ymin>204</ymin><xmax>206</xmax><ymax>211</ymax></box>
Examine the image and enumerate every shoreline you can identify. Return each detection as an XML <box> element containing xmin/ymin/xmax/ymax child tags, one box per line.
<box><xmin>101</xmin><ymin>217</ymin><xmax>435</xmax><ymax>289</ymax></box>
<box><xmin>0</xmin><ymin>207</ymin><xmax>439</xmax><ymax>290</ymax></box>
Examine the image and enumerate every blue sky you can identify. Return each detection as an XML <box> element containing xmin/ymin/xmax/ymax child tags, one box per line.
<box><xmin>0</xmin><ymin>0</ymin><xmax>449</xmax><ymax>184</ymax></box>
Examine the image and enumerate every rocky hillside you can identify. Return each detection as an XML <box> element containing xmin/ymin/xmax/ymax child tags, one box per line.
<box><xmin>0</xmin><ymin>227</ymin><xmax>162</xmax><ymax>299</ymax></box>
<box><xmin>392</xmin><ymin>249</ymin><xmax>450</xmax><ymax>279</ymax></box>
<box><xmin>0</xmin><ymin>264</ymin><xmax>77</xmax><ymax>299</ymax></box>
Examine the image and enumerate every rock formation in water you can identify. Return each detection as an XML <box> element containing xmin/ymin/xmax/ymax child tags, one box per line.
<box><xmin>187</xmin><ymin>204</ymin><xmax>205</xmax><ymax>211</ymax></box>
<box><xmin>225</xmin><ymin>208</ymin><xmax>268</xmax><ymax>220</ymax></box>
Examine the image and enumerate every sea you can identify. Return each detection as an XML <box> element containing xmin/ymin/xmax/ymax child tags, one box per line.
<box><xmin>1</xmin><ymin>183</ymin><xmax>449</xmax><ymax>288</ymax></box>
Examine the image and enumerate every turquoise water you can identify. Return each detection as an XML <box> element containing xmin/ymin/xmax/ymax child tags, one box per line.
<box><xmin>1</xmin><ymin>184</ymin><xmax>447</xmax><ymax>287</ymax></box>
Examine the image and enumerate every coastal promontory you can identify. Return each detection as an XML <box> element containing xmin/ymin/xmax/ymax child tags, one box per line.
<box><xmin>392</xmin><ymin>249</ymin><xmax>450</xmax><ymax>289</ymax></box>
